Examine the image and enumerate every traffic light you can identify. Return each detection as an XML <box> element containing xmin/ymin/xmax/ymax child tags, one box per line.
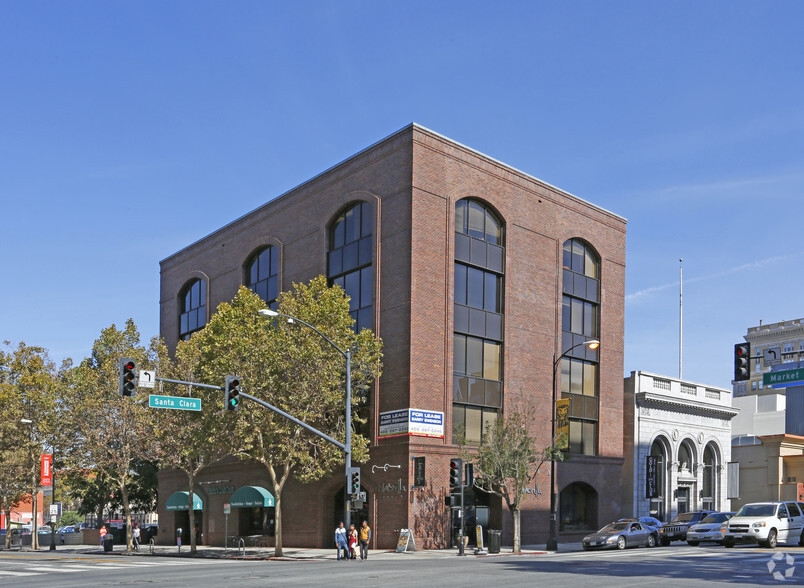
<box><xmin>464</xmin><ymin>462</ymin><xmax>474</xmax><ymax>488</ymax></box>
<box><xmin>225</xmin><ymin>376</ymin><xmax>241</xmax><ymax>411</ymax></box>
<box><xmin>119</xmin><ymin>358</ymin><xmax>137</xmax><ymax>396</ymax></box>
<box><xmin>350</xmin><ymin>468</ymin><xmax>361</xmax><ymax>494</ymax></box>
<box><xmin>734</xmin><ymin>342</ymin><xmax>751</xmax><ymax>382</ymax></box>
<box><xmin>449</xmin><ymin>458</ymin><xmax>463</xmax><ymax>489</ymax></box>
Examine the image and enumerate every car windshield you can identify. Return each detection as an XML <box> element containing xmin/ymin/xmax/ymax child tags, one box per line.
<box><xmin>671</xmin><ymin>513</ymin><xmax>695</xmax><ymax>523</ymax></box>
<box><xmin>701</xmin><ymin>513</ymin><xmax>730</xmax><ymax>524</ymax></box>
<box><xmin>735</xmin><ymin>504</ymin><xmax>776</xmax><ymax>517</ymax></box>
<box><xmin>599</xmin><ymin>523</ymin><xmax>629</xmax><ymax>533</ymax></box>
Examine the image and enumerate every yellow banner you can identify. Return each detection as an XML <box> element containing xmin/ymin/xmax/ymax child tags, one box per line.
<box><xmin>556</xmin><ymin>398</ymin><xmax>570</xmax><ymax>440</ymax></box>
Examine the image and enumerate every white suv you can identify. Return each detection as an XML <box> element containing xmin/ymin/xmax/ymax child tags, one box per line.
<box><xmin>723</xmin><ymin>501</ymin><xmax>804</xmax><ymax>548</ymax></box>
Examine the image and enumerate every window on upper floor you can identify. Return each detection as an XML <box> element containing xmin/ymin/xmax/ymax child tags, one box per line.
<box><xmin>246</xmin><ymin>246</ymin><xmax>279</xmax><ymax>309</ymax></box>
<box><xmin>179</xmin><ymin>279</ymin><xmax>206</xmax><ymax>341</ymax></box>
<box><xmin>560</xmin><ymin>239</ymin><xmax>600</xmax><ymax>456</ymax></box>
<box><xmin>328</xmin><ymin>202</ymin><xmax>373</xmax><ymax>332</ymax></box>
<box><xmin>453</xmin><ymin>199</ymin><xmax>504</xmax><ymax>445</ymax></box>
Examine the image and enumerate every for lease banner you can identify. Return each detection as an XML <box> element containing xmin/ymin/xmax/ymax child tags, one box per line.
<box><xmin>379</xmin><ymin>409</ymin><xmax>444</xmax><ymax>439</ymax></box>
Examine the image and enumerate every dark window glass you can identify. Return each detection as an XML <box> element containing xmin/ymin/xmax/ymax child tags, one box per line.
<box><xmin>455</xmin><ymin>263</ymin><xmax>467</xmax><ymax>305</ymax></box>
<box><xmin>179</xmin><ymin>279</ymin><xmax>206</xmax><ymax>341</ymax></box>
<box><xmin>329</xmin><ymin>202</ymin><xmax>373</xmax><ymax>332</ymax></box>
<box><xmin>247</xmin><ymin>246</ymin><xmax>279</xmax><ymax>307</ymax></box>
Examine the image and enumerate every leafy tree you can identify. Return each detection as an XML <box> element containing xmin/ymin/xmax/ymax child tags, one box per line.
<box><xmin>152</xmin><ymin>341</ymin><xmax>229</xmax><ymax>554</ymax></box>
<box><xmin>0</xmin><ymin>342</ymin><xmax>60</xmax><ymax>549</ymax></box>
<box><xmin>60</xmin><ymin>320</ymin><xmax>165</xmax><ymax>553</ymax></box>
<box><xmin>460</xmin><ymin>407</ymin><xmax>568</xmax><ymax>553</ymax></box>
<box><xmin>189</xmin><ymin>279</ymin><xmax>382</xmax><ymax>556</ymax></box>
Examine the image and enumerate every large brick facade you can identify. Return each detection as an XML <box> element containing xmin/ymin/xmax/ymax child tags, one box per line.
<box><xmin>157</xmin><ymin>124</ymin><xmax>626</xmax><ymax>549</ymax></box>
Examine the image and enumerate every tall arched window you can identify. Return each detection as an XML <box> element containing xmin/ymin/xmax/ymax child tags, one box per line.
<box><xmin>453</xmin><ymin>199</ymin><xmax>504</xmax><ymax>445</ymax></box>
<box><xmin>246</xmin><ymin>246</ymin><xmax>279</xmax><ymax>309</ymax></box>
<box><xmin>701</xmin><ymin>444</ymin><xmax>718</xmax><ymax>511</ymax></box>
<box><xmin>179</xmin><ymin>279</ymin><xmax>206</xmax><ymax>341</ymax></box>
<box><xmin>560</xmin><ymin>239</ymin><xmax>600</xmax><ymax>455</ymax></box>
<box><xmin>328</xmin><ymin>202</ymin><xmax>373</xmax><ymax>332</ymax></box>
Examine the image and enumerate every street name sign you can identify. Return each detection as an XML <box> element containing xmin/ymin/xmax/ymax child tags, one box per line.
<box><xmin>763</xmin><ymin>368</ymin><xmax>804</xmax><ymax>388</ymax></box>
<box><xmin>149</xmin><ymin>394</ymin><xmax>202</xmax><ymax>411</ymax></box>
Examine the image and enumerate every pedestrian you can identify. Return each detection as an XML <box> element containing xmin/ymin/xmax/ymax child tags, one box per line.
<box><xmin>99</xmin><ymin>525</ymin><xmax>107</xmax><ymax>547</ymax></box>
<box><xmin>359</xmin><ymin>520</ymin><xmax>371</xmax><ymax>560</ymax></box>
<box><xmin>348</xmin><ymin>524</ymin><xmax>358</xmax><ymax>559</ymax></box>
<box><xmin>133</xmin><ymin>523</ymin><xmax>140</xmax><ymax>550</ymax></box>
<box><xmin>334</xmin><ymin>522</ymin><xmax>349</xmax><ymax>561</ymax></box>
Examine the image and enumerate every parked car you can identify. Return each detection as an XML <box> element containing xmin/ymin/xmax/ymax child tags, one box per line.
<box><xmin>723</xmin><ymin>502</ymin><xmax>804</xmax><ymax>548</ymax></box>
<box><xmin>658</xmin><ymin>511</ymin><xmax>714</xmax><ymax>546</ymax></box>
<box><xmin>617</xmin><ymin>518</ymin><xmax>661</xmax><ymax>543</ymax></box>
<box><xmin>686</xmin><ymin>512</ymin><xmax>734</xmax><ymax>545</ymax></box>
<box><xmin>582</xmin><ymin>521</ymin><xmax>657</xmax><ymax>550</ymax></box>
<box><xmin>57</xmin><ymin>526</ymin><xmax>76</xmax><ymax>534</ymax></box>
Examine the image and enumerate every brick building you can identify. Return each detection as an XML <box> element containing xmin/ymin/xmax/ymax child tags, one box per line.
<box><xmin>157</xmin><ymin>124</ymin><xmax>627</xmax><ymax>549</ymax></box>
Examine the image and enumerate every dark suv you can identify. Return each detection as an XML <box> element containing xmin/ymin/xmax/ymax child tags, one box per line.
<box><xmin>658</xmin><ymin>511</ymin><xmax>714</xmax><ymax>546</ymax></box>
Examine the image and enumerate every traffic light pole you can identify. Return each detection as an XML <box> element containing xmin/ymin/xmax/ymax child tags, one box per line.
<box><xmin>458</xmin><ymin>481</ymin><xmax>466</xmax><ymax>556</ymax></box>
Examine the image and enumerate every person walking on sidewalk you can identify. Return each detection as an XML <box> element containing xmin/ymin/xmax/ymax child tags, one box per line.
<box><xmin>132</xmin><ymin>523</ymin><xmax>140</xmax><ymax>551</ymax></box>
<box><xmin>359</xmin><ymin>520</ymin><xmax>371</xmax><ymax>560</ymax></box>
<box><xmin>335</xmin><ymin>522</ymin><xmax>349</xmax><ymax>561</ymax></box>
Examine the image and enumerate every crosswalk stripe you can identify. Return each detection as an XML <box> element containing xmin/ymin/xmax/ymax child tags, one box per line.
<box><xmin>0</xmin><ymin>570</ymin><xmax>40</xmax><ymax>577</ymax></box>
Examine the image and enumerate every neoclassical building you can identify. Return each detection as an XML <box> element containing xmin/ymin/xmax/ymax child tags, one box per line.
<box><xmin>157</xmin><ymin>124</ymin><xmax>627</xmax><ymax>549</ymax></box>
<box><xmin>623</xmin><ymin>371</ymin><xmax>738</xmax><ymax>521</ymax></box>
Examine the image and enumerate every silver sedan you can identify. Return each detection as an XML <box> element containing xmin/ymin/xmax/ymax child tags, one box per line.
<box><xmin>582</xmin><ymin>521</ymin><xmax>657</xmax><ymax>550</ymax></box>
<box><xmin>686</xmin><ymin>512</ymin><xmax>735</xmax><ymax>545</ymax></box>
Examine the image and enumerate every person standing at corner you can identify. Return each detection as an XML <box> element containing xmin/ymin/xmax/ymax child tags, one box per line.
<box><xmin>359</xmin><ymin>520</ymin><xmax>371</xmax><ymax>560</ymax></box>
<box><xmin>132</xmin><ymin>523</ymin><xmax>140</xmax><ymax>551</ymax></box>
<box><xmin>99</xmin><ymin>525</ymin><xmax>107</xmax><ymax>547</ymax></box>
<box><xmin>334</xmin><ymin>522</ymin><xmax>349</xmax><ymax>561</ymax></box>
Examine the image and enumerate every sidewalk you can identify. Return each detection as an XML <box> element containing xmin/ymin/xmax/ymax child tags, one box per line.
<box><xmin>8</xmin><ymin>542</ymin><xmax>584</xmax><ymax>560</ymax></box>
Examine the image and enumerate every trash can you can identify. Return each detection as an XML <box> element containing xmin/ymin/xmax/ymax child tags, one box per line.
<box><xmin>488</xmin><ymin>529</ymin><xmax>501</xmax><ymax>554</ymax></box>
<box><xmin>103</xmin><ymin>533</ymin><xmax>114</xmax><ymax>552</ymax></box>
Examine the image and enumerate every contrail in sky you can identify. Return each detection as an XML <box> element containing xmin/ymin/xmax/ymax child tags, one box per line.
<box><xmin>626</xmin><ymin>251</ymin><xmax>804</xmax><ymax>304</ymax></box>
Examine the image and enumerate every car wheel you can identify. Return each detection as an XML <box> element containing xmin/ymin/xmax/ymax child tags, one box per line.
<box><xmin>646</xmin><ymin>534</ymin><xmax>656</xmax><ymax>548</ymax></box>
<box><xmin>617</xmin><ymin>536</ymin><xmax>626</xmax><ymax>550</ymax></box>
<box><xmin>582</xmin><ymin>545</ymin><xmax>591</xmax><ymax>551</ymax></box>
<box><xmin>660</xmin><ymin>538</ymin><xmax>671</xmax><ymax>547</ymax></box>
<box><xmin>766</xmin><ymin>529</ymin><xmax>778</xmax><ymax>549</ymax></box>
<box><xmin>723</xmin><ymin>538</ymin><xmax>735</xmax><ymax>548</ymax></box>
<box><xmin>687</xmin><ymin>541</ymin><xmax>699</xmax><ymax>547</ymax></box>
<box><xmin>800</xmin><ymin>531</ymin><xmax>804</xmax><ymax>547</ymax></box>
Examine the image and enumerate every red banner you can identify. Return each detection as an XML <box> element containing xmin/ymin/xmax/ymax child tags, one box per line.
<box><xmin>40</xmin><ymin>454</ymin><xmax>53</xmax><ymax>486</ymax></box>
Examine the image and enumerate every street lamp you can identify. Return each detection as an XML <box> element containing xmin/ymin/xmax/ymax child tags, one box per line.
<box><xmin>546</xmin><ymin>338</ymin><xmax>599</xmax><ymax>552</ymax></box>
<box><xmin>257</xmin><ymin>308</ymin><xmax>354</xmax><ymax>530</ymax></box>
<box><xmin>19</xmin><ymin>419</ymin><xmax>38</xmax><ymax>550</ymax></box>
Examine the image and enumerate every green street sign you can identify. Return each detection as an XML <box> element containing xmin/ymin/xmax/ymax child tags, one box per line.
<box><xmin>763</xmin><ymin>368</ymin><xmax>804</xmax><ymax>387</ymax></box>
<box><xmin>148</xmin><ymin>395</ymin><xmax>202</xmax><ymax>411</ymax></box>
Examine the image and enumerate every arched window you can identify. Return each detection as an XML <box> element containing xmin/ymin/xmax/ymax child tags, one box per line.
<box><xmin>179</xmin><ymin>279</ymin><xmax>206</xmax><ymax>341</ymax></box>
<box><xmin>701</xmin><ymin>444</ymin><xmax>718</xmax><ymax>511</ymax></box>
<box><xmin>560</xmin><ymin>239</ymin><xmax>600</xmax><ymax>455</ymax></box>
<box><xmin>453</xmin><ymin>199</ymin><xmax>504</xmax><ymax>445</ymax></box>
<box><xmin>560</xmin><ymin>482</ymin><xmax>598</xmax><ymax>532</ymax></box>
<box><xmin>246</xmin><ymin>246</ymin><xmax>279</xmax><ymax>309</ymax></box>
<box><xmin>328</xmin><ymin>202</ymin><xmax>373</xmax><ymax>332</ymax></box>
<box><xmin>649</xmin><ymin>438</ymin><xmax>669</xmax><ymax>521</ymax></box>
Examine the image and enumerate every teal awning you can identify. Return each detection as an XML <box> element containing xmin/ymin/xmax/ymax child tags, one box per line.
<box><xmin>230</xmin><ymin>485</ymin><xmax>275</xmax><ymax>508</ymax></box>
<box><xmin>166</xmin><ymin>491</ymin><xmax>203</xmax><ymax>511</ymax></box>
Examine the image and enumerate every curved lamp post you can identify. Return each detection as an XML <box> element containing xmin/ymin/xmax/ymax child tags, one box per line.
<box><xmin>546</xmin><ymin>338</ymin><xmax>599</xmax><ymax>552</ymax></box>
<box><xmin>257</xmin><ymin>308</ymin><xmax>353</xmax><ymax>530</ymax></box>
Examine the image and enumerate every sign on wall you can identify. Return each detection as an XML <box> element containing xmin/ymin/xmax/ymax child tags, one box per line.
<box><xmin>379</xmin><ymin>409</ymin><xmax>444</xmax><ymax>439</ymax></box>
<box><xmin>556</xmin><ymin>398</ymin><xmax>570</xmax><ymax>440</ymax></box>
<box><xmin>646</xmin><ymin>455</ymin><xmax>658</xmax><ymax>499</ymax></box>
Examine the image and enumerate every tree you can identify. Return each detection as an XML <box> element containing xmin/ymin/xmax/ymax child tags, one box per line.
<box><xmin>0</xmin><ymin>342</ymin><xmax>60</xmax><ymax>549</ymax></box>
<box><xmin>189</xmin><ymin>279</ymin><xmax>382</xmax><ymax>556</ymax></box>
<box><xmin>459</xmin><ymin>407</ymin><xmax>568</xmax><ymax>553</ymax></box>
<box><xmin>152</xmin><ymin>341</ymin><xmax>229</xmax><ymax>554</ymax></box>
<box><xmin>60</xmin><ymin>320</ymin><xmax>165</xmax><ymax>553</ymax></box>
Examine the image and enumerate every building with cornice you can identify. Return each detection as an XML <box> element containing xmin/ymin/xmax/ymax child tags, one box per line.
<box><xmin>157</xmin><ymin>124</ymin><xmax>627</xmax><ymax>549</ymax></box>
<box><xmin>623</xmin><ymin>371</ymin><xmax>738</xmax><ymax>521</ymax></box>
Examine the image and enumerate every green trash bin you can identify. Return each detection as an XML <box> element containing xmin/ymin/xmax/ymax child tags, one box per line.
<box><xmin>488</xmin><ymin>529</ymin><xmax>501</xmax><ymax>554</ymax></box>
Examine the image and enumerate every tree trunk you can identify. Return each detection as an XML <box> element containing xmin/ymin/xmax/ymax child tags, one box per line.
<box><xmin>3</xmin><ymin>506</ymin><xmax>10</xmax><ymax>550</ymax></box>
<box><xmin>31</xmin><ymin>470</ymin><xmax>38</xmax><ymax>550</ymax></box>
<box><xmin>121</xmin><ymin>483</ymin><xmax>133</xmax><ymax>554</ymax></box>
<box><xmin>512</xmin><ymin>506</ymin><xmax>521</xmax><ymax>553</ymax></box>
<box><xmin>188</xmin><ymin>470</ymin><xmax>196</xmax><ymax>554</ymax></box>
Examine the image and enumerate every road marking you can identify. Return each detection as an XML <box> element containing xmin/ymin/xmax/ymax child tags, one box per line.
<box><xmin>0</xmin><ymin>570</ymin><xmax>40</xmax><ymax>576</ymax></box>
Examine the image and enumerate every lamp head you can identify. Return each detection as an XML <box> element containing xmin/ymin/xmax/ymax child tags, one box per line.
<box><xmin>586</xmin><ymin>339</ymin><xmax>600</xmax><ymax>350</ymax></box>
<box><xmin>258</xmin><ymin>309</ymin><xmax>278</xmax><ymax>317</ymax></box>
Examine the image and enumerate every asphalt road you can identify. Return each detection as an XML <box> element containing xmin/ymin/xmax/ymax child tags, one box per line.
<box><xmin>1</xmin><ymin>544</ymin><xmax>803</xmax><ymax>587</ymax></box>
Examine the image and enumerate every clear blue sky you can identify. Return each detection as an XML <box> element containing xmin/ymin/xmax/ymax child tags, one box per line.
<box><xmin>3</xmin><ymin>1</ymin><xmax>803</xmax><ymax>388</ymax></box>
